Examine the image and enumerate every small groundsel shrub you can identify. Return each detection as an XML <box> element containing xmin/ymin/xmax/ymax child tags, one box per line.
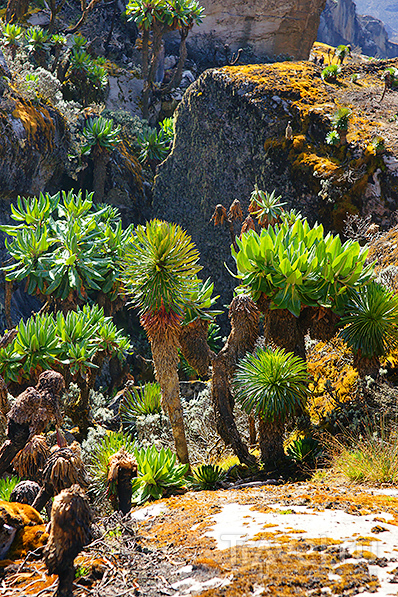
<box><xmin>351</xmin><ymin>73</ymin><xmax>359</xmax><ymax>83</ymax></box>
<box><xmin>383</xmin><ymin>66</ymin><xmax>398</xmax><ymax>87</ymax></box>
<box><xmin>87</xmin><ymin>431</ymin><xmax>136</xmax><ymax>502</ymax></box>
<box><xmin>286</xmin><ymin>437</ymin><xmax>322</xmax><ymax>464</ymax></box>
<box><xmin>333</xmin><ymin>428</ymin><xmax>398</xmax><ymax>484</ymax></box>
<box><xmin>0</xmin><ymin>305</ymin><xmax>130</xmax><ymax>384</ymax></box>
<box><xmin>322</xmin><ymin>64</ymin><xmax>341</xmax><ymax>82</ymax></box>
<box><xmin>189</xmin><ymin>464</ymin><xmax>227</xmax><ymax>490</ymax></box>
<box><xmin>131</xmin><ymin>445</ymin><xmax>188</xmax><ymax>505</ymax></box>
<box><xmin>2</xmin><ymin>23</ymin><xmax>23</xmax><ymax>47</ymax></box>
<box><xmin>81</xmin><ymin>117</ymin><xmax>121</xmax><ymax>155</ymax></box>
<box><xmin>137</xmin><ymin>126</ymin><xmax>170</xmax><ymax>163</ymax></box>
<box><xmin>0</xmin><ymin>476</ymin><xmax>21</xmax><ymax>501</ymax></box>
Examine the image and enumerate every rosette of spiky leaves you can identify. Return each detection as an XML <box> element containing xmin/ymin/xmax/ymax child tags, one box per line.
<box><xmin>137</xmin><ymin>127</ymin><xmax>169</xmax><ymax>163</ymax></box>
<box><xmin>383</xmin><ymin>67</ymin><xmax>398</xmax><ymax>87</ymax></box>
<box><xmin>1</xmin><ymin>190</ymin><xmax>130</xmax><ymax>305</ymax></box>
<box><xmin>131</xmin><ymin>445</ymin><xmax>189</xmax><ymax>505</ymax></box>
<box><xmin>2</xmin><ymin>23</ymin><xmax>23</xmax><ymax>47</ymax></box>
<box><xmin>207</xmin><ymin>322</ymin><xmax>223</xmax><ymax>353</ymax></box>
<box><xmin>51</xmin><ymin>34</ymin><xmax>67</xmax><ymax>48</ymax></box>
<box><xmin>121</xmin><ymin>220</ymin><xmax>202</xmax><ymax>339</ymax></box>
<box><xmin>232</xmin><ymin>217</ymin><xmax>374</xmax><ymax>317</ymax></box>
<box><xmin>183</xmin><ymin>278</ymin><xmax>222</xmax><ymax>325</ymax></box>
<box><xmin>189</xmin><ymin>464</ymin><xmax>226</xmax><ymax>490</ymax></box>
<box><xmin>286</xmin><ymin>437</ymin><xmax>322</xmax><ymax>463</ymax></box>
<box><xmin>0</xmin><ymin>476</ymin><xmax>21</xmax><ymax>501</ymax></box>
<box><xmin>88</xmin><ymin>64</ymin><xmax>108</xmax><ymax>89</ymax></box>
<box><xmin>70</xmin><ymin>48</ymin><xmax>92</xmax><ymax>76</ymax></box>
<box><xmin>233</xmin><ymin>347</ymin><xmax>310</xmax><ymax>422</ymax></box>
<box><xmin>72</xmin><ymin>34</ymin><xmax>87</xmax><ymax>49</ymax></box>
<box><xmin>325</xmin><ymin>130</ymin><xmax>340</xmax><ymax>146</ymax></box>
<box><xmin>126</xmin><ymin>0</ymin><xmax>171</xmax><ymax>31</ymax></box>
<box><xmin>25</xmin><ymin>26</ymin><xmax>50</xmax><ymax>53</ymax></box>
<box><xmin>321</xmin><ymin>64</ymin><xmax>341</xmax><ymax>82</ymax></box>
<box><xmin>81</xmin><ymin>117</ymin><xmax>121</xmax><ymax>156</ymax></box>
<box><xmin>87</xmin><ymin>432</ymin><xmax>136</xmax><ymax>503</ymax></box>
<box><xmin>339</xmin><ymin>282</ymin><xmax>398</xmax><ymax>358</ymax></box>
<box><xmin>11</xmin><ymin>314</ymin><xmax>60</xmax><ymax>382</ymax></box>
<box><xmin>248</xmin><ymin>186</ymin><xmax>286</xmax><ymax>227</ymax></box>
<box><xmin>331</xmin><ymin>107</ymin><xmax>351</xmax><ymax>132</ymax></box>
<box><xmin>120</xmin><ymin>383</ymin><xmax>162</xmax><ymax>432</ymax></box>
<box><xmin>159</xmin><ymin>117</ymin><xmax>174</xmax><ymax>146</ymax></box>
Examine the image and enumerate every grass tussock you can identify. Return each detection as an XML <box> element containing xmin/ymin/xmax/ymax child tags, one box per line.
<box><xmin>332</xmin><ymin>428</ymin><xmax>398</xmax><ymax>484</ymax></box>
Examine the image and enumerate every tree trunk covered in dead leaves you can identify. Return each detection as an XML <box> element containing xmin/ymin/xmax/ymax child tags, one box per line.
<box><xmin>211</xmin><ymin>295</ymin><xmax>259</xmax><ymax>466</ymax></box>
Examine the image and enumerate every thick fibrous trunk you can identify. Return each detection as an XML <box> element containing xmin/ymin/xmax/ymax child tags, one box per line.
<box><xmin>0</xmin><ymin>420</ymin><xmax>30</xmax><ymax>477</ymax></box>
<box><xmin>260</xmin><ymin>297</ymin><xmax>305</xmax><ymax>358</ymax></box>
<box><xmin>0</xmin><ymin>440</ymin><xmax>19</xmax><ymax>476</ymax></box>
<box><xmin>117</xmin><ymin>467</ymin><xmax>133</xmax><ymax>515</ymax></box>
<box><xmin>142</xmin><ymin>24</ymin><xmax>164</xmax><ymax>119</ymax></box>
<box><xmin>178</xmin><ymin>319</ymin><xmax>215</xmax><ymax>378</ymax></box>
<box><xmin>92</xmin><ymin>148</ymin><xmax>110</xmax><ymax>202</ymax></box>
<box><xmin>151</xmin><ymin>334</ymin><xmax>189</xmax><ymax>465</ymax></box>
<box><xmin>211</xmin><ymin>295</ymin><xmax>259</xmax><ymax>466</ymax></box>
<box><xmin>258</xmin><ymin>416</ymin><xmax>285</xmax><ymax>470</ymax></box>
<box><xmin>32</xmin><ymin>486</ymin><xmax>53</xmax><ymax>513</ymax></box>
<box><xmin>353</xmin><ymin>352</ymin><xmax>380</xmax><ymax>379</ymax></box>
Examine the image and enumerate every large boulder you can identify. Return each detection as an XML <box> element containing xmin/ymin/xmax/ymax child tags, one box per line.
<box><xmin>153</xmin><ymin>59</ymin><xmax>398</xmax><ymax>319</ymax></box>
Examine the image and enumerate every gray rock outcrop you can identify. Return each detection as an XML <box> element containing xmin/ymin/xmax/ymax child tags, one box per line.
<box><xmin>170</xmin><ymin>0</ymin><xmax>327</xmax><ymax>64</ymax></box>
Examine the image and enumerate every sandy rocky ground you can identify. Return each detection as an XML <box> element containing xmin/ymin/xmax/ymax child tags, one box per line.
<box><xmin>2</xmin><ymin>480</ymin><xmax>398</xmax><ymax>597</ymax></box>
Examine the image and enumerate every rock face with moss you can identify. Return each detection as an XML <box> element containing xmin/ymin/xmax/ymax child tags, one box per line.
<box><xmin>184</xmin><ymin>0</ymin><xmax>327</xmax><ymax>63</ymax></box>
<box><xmin>153</xmin><ymin>55</ymin><xmax>398</xmax><ymax>312</ymax></box>
<box><xmin>0</xmin><ymin>93</ymin><xmax>69</xmax><ymax>196</ymax></box>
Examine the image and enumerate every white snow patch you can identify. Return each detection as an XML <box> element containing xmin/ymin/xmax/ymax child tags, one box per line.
<box><xmin>171</xmin><ymin>575</ymin><xmax>231</xmax><ymax>595</ymax></box>
<box><xmin>130</xmin><ymin>502</ymin><xmax>166</xmax><ymax>520</ymax></box>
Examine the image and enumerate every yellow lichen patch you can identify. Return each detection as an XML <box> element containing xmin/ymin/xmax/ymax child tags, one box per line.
<box><xmin>306</xmin><ymin>338</ymin><xmax>358</xmax><ymax>421</ymax></box>
<box><xmin>8</xmin><ymin>524</ymin><xmax>48</xmax><ymax>559</ymax></box>
<box><xmin>12</xmin><ymin>100</ymin><xmax>55</xmax><ymax>150</ymax></box>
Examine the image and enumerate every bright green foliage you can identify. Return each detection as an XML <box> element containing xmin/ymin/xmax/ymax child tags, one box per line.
<box><xmin>0</xmin><ymin>305</ymin><xmax>130</xmax><ymax>384</ymax></box>
<box><xmin>120</xmin><ymin>382</ymin><xmax>162</xmax><ymax>431</ymax></box>
<box><xmin>0</xmin><ymin>476</ymin><xmax>21</xmax><ymax>501</ymax></box>
<box><xmin>383</xmin><ymin>67</ymin><xmax>398</xmax><ymax>87</ymax></box>
<box><xmin>137</xmin><ymin>127</ymin><xmax>170</xmax><ymax>163</ymax></box>
<box><xmin>81</xmin><ymin>117</ymin><xmax>121</xmax><ymax>155</ymax></box>
<box><xmin>331</xmin><ymin>107</ymin><xmax>351</xmax><ymax>132</ymax></box>
<box><xmin>351</xmin><ymin>73</ymin><xmax>359</xmax><ymax>83</ymax></box>
<box><xmin>126</xmin><ymin>0</ymin><xmax>205</xmax><ymax>31</ymax></box>
<box><xmin>25</xmin><ymin>26</ymin><xmax>50</xmax><ymax>53</ymax></box>
<box><xmin>2</xmin><ymin>23</ymin><xmax>23</xmax><ymax>46</ymax></box>
<box><xmin>233</xmin><ymin>216</ymin><xmax>374</xmax><ymax>317</ymax></box>
<box><xmin>286</xmin><ymin>437</ymin><xmax>322</xmax><ymax>463</ymax></box>
<box><xmin>183</xmin><ymin>278</ymin><xmax>222</xmax><ymax>325</ymax></box>
<box><xmin>207</xmin><ymin>322</ymin><xmax>223</xmax><ymax>353</ymax></box>
<box><xmin>325</xmin><ymin>130</ymin><xmax>340</xmax><ymax>146</ymax></box>
<box><xmin>70</xmin><ymin>48</ymin><xmax>92</xmax><ymax>75</ymax></box>
<box><xmin>88</xmin><ymin>431</ymin><xmax>136</xmax><ymax>502</ymax></box>
<box><xmin>120</xmin><ymin>219</ymin><xmax>202</xmax><ymax>326</ymax></box>
<box><xmin>189</xmin><ymin>464</ymin><xmax>226</xmax><ymax>490</ymax></box>
<box><xmin>72</xmin><ymin>34</ymin><xmax>87</xmax><ymax>49</ymax></box>
<box><xmin>249</xmin><ymin>186</ymin><xmax>286</xmax><ymax>227</ymax></box>
<box><xmin>335</xmin><ymin>44</ymin><xmax>350</xmax><ymax>64</ymax></box>
<box><xmin>371</xmin><ymin>136</ymin><xmax>385</xmax><ymax>153</ymax></box>
<box><xmin>160</xmin><ymin>117</ymin><xmax>174</xmax><ymax>145</ymax></box>
<box><xmin>1</xmin><ymin>191</ymin><xmax>131</xmax><ymax>304</ymax></box>
<box><xmin>233</xmin><ymin>347</ymin><xmax>310</xmax><ymax>422</ymax></box>
<box><xmin>87</xmin><ymin>64</ymin><xmax>108</xmax><ymax>89</ymax></box>
<box><xmin>321</xmin><ymin>64</ymin><xmax>341</xmax><ymax>82</ymax></box>
<box><xmin>51</xmin><ymin>34</ymin><xmax>67</xmax><ymax>47</ymax></box>
<box><xmin>131</xmin><ymin>445</ymin><xmax>189</xmax><ymax>505</ymax></box>
<box><xmin>339</xmin><ymin>282</ymin><xmax>398</xmax><ymax>358</ymax></box>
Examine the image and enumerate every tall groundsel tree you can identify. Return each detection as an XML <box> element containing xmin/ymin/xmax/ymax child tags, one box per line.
<box><xmin>120</xmin><ymin>219</ymin><xmax>209</xmax><ymax>465</ymax></box>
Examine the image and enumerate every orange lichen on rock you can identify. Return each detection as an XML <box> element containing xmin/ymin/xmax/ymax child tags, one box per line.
<box><xmin>8</xmin><ymin>524</ymin><xmax>48</xmax><ymax>559</ymax></box>
<box><xmin>12</xmin><ymin>100</ymin><xmax>55</xmax><ymax>150</ymax></box>
<box><xmin>306</xmin><ymin>338</ymin><xmax>359</xmax><ymax>420</ymax></box>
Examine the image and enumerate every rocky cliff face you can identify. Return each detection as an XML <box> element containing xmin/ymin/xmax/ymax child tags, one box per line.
<box><xmin>317</xmin><ymin>0</ymin><xmax>398</xmax><ymax>58</ymax></box>
<box><xmin>182</xmin><ymin>0</ymin><xmax>327</xmax><ymax>64</ymax></box>
<box><xmin>153</xmin><ymin>56</ymin><xmax>398</xmax><ymax>315</ymax></box>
